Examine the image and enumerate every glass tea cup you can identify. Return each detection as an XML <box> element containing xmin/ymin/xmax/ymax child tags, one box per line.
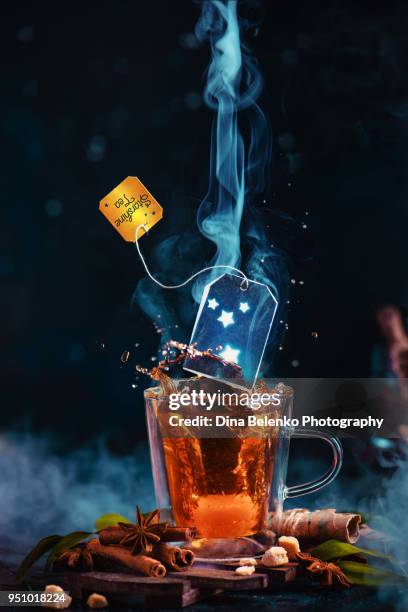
<box><xmin>145</xmin><ymin>379</ymin><xmax>342</xmax><ymax>558</ymax></box>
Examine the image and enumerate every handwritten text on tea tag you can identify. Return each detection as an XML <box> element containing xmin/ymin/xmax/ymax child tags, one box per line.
<box><xmin>99</xmin><ymin>176</ymin><xmax>163</xmax><ymax>242</ymax></box>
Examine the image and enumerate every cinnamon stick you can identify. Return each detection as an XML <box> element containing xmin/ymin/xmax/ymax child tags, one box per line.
<box><xmin>55</xmin><ymin>546</ymin><xmax>94</xmax><ymax>571</ymax></box>
<box><xmin>180</xmin><ymin>548</ymin><xmax>194</xmax><ymax>566</ymax></box>
<box><xmin>161</xmin><ymin>527</ymin><xmax>195</xmax><ymax>542</ymax></box>
<box><xmin>147</xmin><ymin>543</ymin><xmax>195</xmax><ymax>572</ymax></box>
<box><xmin>98</xmin><ymin>526</ymin><xmax>126</xmax><ymax>546</ymax></box>
<box><xmin>85</xmin><ymin>539</ymin><xmax>166</xmax><ymax>577</ymax></box>
<box><xmin>270</xmin><ymin>508</ymin><xmax>361</xmax><ymax>544</ymax></box>
<box><xmin>99</xmin><ymin>525</ymin><xmax>195</xmax><ymax>546</ymax></box>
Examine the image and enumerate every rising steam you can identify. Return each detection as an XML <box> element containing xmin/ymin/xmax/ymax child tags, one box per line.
<box><xmin>193</xmin><ymin>0</ymin><xmax>246</xmax><ymax>301</ymax></box>
<box><xmin>194</xmin><ymin>0</ymin><xmax>285</xmax><ymax>306</ymax></box>
<box><xmin>134</xmin><ymin>0</ymin><xmax>288</xmax><ymax>366</ymax></box>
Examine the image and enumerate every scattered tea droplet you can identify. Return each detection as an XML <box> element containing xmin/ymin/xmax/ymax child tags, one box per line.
<box><xmin>291</xmin><ymin>359</ymin><xmax>300</xmax><ymax>367</ymax></box>
<box><xmin>311</xmin><ymin>331</ymin><xmax>319</xmax><ymax>339</ymax></box>
<box><xmin>150</xmin><ymin>356</ymin><xmax>157</xmax><ymax>361</ymax></box>
<box><xmin>121</xmin><ymin>350</ymin><xmax>130</xmax><ymax>363</ymax></box>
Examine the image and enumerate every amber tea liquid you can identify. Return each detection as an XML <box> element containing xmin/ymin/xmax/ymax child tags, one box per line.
<box><xmin>162</xmin><ymin>436</ymin><xmax>276</xmax><ymax>538</ymax></box>
<box><xmin>146</xmin><ymin>378</ymin><xmax>341</xmax><ymax>557</ymax></box>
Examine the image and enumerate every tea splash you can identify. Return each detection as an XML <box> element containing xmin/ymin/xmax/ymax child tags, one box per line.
<box><xmin>137</xmin><ymin>340</ymin><xmax>242</xmax><ymax>396</ymax></box>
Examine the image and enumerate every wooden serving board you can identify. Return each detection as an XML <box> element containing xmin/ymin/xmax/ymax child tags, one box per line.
<box><xmin>198</xmin><ymin>559</ymin><xmax>299</xmax><ymax>586</ymax></box>
<box><xmin>63</xmin><ymin>571</ymin><xmax>203</xmax><ymax>608</ymax></box>
<box><xmin>255</xmin><ymin>562</ymin><xmax>299</xmax><ymax>585</ymax></box>
<box><xmin>49</xmin><ymin>562</ymin><xmax>298</xmax><ymax>608</ymax></box>
<box><xmin>168</xmin><ymin>567</ymin><xmax>268</xmax><ymax>590</ymax></box>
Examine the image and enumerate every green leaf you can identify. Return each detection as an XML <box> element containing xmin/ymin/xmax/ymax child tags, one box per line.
<box><xmin>95</xmin><ymin>513</ymin><xmax>132</xmax><ymax>531</ymax></box>
<box><xmin>311</xmin><ymin>539</ymin><xmax>390</xmax><ymax>562</ymax></box>
<box><xmin>16</xmin><ymin>535</ymin><xmax>62</xmax><ymax>583</ymax></box>
<box><xmin>45</xmin><ymin>531</ymin><xmax>93</xmax><ymax>571</ymax></box>
<box><xmin>338</xmin><ymin>560</ymin><xmax>407</xmax><ymax>586</ymax></box>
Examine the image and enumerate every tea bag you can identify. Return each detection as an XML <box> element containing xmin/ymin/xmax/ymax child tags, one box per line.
<box><xmin>184</xmin><ymin>273</ymin><xmax>278</xmax><ymax>389</ymax></box>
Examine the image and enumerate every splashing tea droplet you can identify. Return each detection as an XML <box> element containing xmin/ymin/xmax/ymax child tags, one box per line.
<box><xmin>121</xmin><ymin>350</ymin><xmax>130</xmax><ymax>363</ymax></box>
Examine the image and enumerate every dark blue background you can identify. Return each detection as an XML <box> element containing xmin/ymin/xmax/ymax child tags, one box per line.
<box><xmin>2</xmin><ymin>0</ymin><xmax>408</xmax><ymax>448</ymax></box>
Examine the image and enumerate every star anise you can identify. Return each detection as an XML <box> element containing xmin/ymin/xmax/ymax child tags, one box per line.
<box><xmin>119</xmin><ymin>506</ymin><xmax>168</xmax><ymax>554</ymax></box>
<box><xmin>296</xmin><ymin>552</ymin><xmax>351</xmax><ymax>587</ymax></box>
<box><xmin>56</xmin><ymin>546</ymin><xmax>94</xmax><ymax>571</ymax></box>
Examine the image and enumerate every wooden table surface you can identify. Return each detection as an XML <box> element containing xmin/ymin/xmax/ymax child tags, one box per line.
<box><xmin>0</xmin><ymin>560</ymin><xmax>404</xmax><ymax>611</ymax></box>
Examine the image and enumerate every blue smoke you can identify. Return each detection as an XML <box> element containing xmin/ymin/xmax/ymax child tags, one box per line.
<box><xmin>194</xmin><ymin>0</ymin><xmax>286</xmax><ymax>309</ymax></box>
<box><xmin>134</xmin><ymin>0</ymin><xmax>288</xmax><ymax>365</ymax></box>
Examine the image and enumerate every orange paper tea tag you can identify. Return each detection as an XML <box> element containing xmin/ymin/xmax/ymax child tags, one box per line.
<box><xmin>99</xmin><ymin>176</ymin><xmax>163</xmax><ymax>242</ymax></box>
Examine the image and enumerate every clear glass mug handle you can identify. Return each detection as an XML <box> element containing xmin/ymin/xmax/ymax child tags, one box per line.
<box><xmin>284</xmin><ymin>430</ymin><xmax>343</xmax><ymax>499</ymax></box>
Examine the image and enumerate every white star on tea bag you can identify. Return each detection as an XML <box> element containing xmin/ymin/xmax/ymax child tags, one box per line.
<box><xmin>217</xmin><ymin>310</ymin><xmax>235</xmax><ymax>328</ymax></box>
<box><xmin>219</xmin><ymin>345</ymin><xmax>240</xmax><ymax>364</ymax></box>
<box><xmin>239</xmin><ymin>302</ymin><xmax>250</xmax><ymax>313</ymax></box>
<box><xmin>208</xmin><ymin>298</ymin><xmax>219</xmax><ymax>310</ymax></box>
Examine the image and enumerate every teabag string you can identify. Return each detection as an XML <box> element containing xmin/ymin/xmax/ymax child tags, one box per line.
<box><xmin>135</xmin><ymin>224</ymin><xmax>278</xmax><ymax>389</ymax></box>
<box><xmin>135</xmin><ymin>225</ymin><xmax>249</xmax><ymax>290</ymax></box>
